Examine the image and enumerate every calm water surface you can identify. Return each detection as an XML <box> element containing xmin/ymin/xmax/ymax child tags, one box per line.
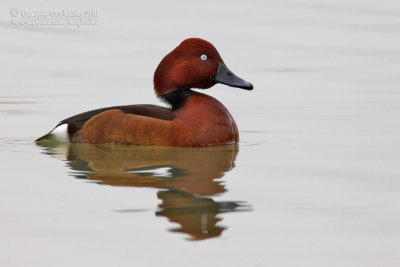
<box><xmin>38</xmin><ymin>141</ymin><xmax>251</xmax><ymax>240</ymax></box>
<box><xmin>1</xmin><ymin>0</ymin><xmax>400</xmax><ymax>266</ymax></box>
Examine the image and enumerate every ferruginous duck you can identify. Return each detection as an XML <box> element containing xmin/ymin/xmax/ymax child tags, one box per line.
<box><xmin>36</xmin><ymin>38</ymin><xmax>253</xmax><ymax>147</ymax></box>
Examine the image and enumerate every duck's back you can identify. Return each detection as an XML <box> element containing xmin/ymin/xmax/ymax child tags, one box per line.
<box><xmin>36</xmin><ymin>104</ymin><xmax>176</xmax><ymax>145</ymax></box>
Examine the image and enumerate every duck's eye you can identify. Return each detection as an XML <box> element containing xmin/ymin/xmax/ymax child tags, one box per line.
<box><xmin>200</xmin><ymin>54</ymin><xmax>208</xmax><ymax>61</ymax></box>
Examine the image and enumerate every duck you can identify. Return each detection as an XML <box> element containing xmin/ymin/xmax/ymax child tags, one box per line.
<box><xmin>36</xmin><ymin>38</ymin><xmax>253</xmax><ymax>147</ymax></box>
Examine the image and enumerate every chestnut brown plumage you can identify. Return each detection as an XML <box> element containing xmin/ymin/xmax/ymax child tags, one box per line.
<box><xmin>37</xmin><ymin>38</ymin><xmax>253</xmax><ymax>147</ymax></box>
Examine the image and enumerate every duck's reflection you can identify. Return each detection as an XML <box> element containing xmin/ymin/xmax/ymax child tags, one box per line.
<box><xmin>37</xmin><ymin>141</ymin><xmax>251</xmax><ymax>240</ymax></box>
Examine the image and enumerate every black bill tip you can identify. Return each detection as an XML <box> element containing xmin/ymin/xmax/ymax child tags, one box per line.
<box><xmin>213</xmin><ymin>62</ymin><xmax>253</xmax><ymax>90</ymax></box>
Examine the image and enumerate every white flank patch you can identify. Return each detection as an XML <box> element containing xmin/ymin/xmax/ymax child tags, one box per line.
<box><xmin>126</xmin><ymin>167</ymin><xmax>172</xmax><ymax>178</ymax></box>
<box><xmin>50</xmin><ymin>124</ymin><xmax>68</xmax><ymax>141</ymax></box>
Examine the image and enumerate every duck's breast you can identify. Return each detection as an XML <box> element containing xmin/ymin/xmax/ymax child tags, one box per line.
<box><xmin>172</xmin><ymin>94</ymin><xmax>238</xmax><ymax>146</ymax></box>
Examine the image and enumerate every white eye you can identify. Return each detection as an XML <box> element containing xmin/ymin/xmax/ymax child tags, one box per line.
<box><xmin>200</xmin><ymin>54</ymin><xmax>208</xmax><ymax>61</ymax></box>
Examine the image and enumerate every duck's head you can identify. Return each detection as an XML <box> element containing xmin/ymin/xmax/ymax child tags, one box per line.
<box><xmin>154</xmin><ymin>38</ymin><xmax>253</xmax><ymax>98</ymax></box>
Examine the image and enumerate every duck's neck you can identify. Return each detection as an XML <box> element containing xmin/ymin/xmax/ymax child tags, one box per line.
<box><xmin>160</xmin><ymin>88</ymin><xmax>197</xmax><ymax>110</ymax></box>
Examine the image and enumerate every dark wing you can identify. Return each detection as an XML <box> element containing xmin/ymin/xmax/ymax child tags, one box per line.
<box><xmin>36</xmin><ymin>104</ymin><xmax>176</xmax><ymax>141</ymax></box>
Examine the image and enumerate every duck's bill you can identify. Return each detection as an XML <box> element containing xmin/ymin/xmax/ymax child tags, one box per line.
<box><xmin>213</xmin><ymin>62</ymin><xmax>253</xmax><ymax>90</ymax></box>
